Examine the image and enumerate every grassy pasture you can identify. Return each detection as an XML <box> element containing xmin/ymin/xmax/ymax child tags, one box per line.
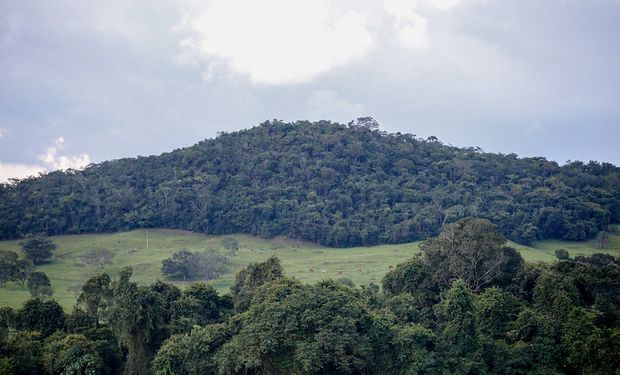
<box><xmin>0</xmin><ymin>229</ymin><xmax>618</xmax><ymax>309</ymax></box>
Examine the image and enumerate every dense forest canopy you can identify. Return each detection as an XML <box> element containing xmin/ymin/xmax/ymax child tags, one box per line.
<box><xmin>1</xmin><ymin>119</ymin><xmax>619</xmax><ymax>247</ymax></box>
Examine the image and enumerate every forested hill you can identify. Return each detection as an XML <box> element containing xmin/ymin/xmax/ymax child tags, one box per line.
<box><xmin>1</xmin><ymin>119</ymin><xmax>619</xmax><ymax>246</ymax></box>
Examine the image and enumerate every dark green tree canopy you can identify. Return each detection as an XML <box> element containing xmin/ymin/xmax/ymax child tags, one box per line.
<box><xmin>231</xmin><ymin>256</ymin><xmax>284</xmax><ymax>312</ymax></box>
<box><xmin>20</xmin><ymin>235</ymin><xmax>56</xmax><ymax>264</ymax></box>
<box><xmin>421</xmin><ymin>218</ymin><xmax>524</xmax><ymax>292</ymax></box>
<box><xmin>15</xmin><ymin>298</ymin><xmax>65</xmax><ymax>337</ymax></box>
<box><xmin>27</xmin><ymin>272</ymin><xmax>53</xmax><ymax>298</ymax></box>
<box><xmin>161</xmin><ymin>250</ymin><xmax>228</xmax><ymax>281</ymax></box>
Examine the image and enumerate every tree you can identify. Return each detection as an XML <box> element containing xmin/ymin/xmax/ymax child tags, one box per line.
<box><xmin>476</xmin><ymin>287</ymin><xmax>522</xmax><ymax>339</ymax></box>
<box><xmin>161</xmin><ymin>250</ymin><xmax>228</xmax><ymax>281</ymax></box>
<box><xmin>43</xmin><ymin>333</ymin><xmax>102</xmax><ymax>375</ymax></box>
<box><xmin>560</xmin><ymin>307</ymin><xmax>607</xmax><ymax>374</ymax></box>
<box><xmin>153</xmin><ymin>324</ymin><xmax>231</xmax><ymax>375</ymax></box>
<box><xmin>27</xmin><ymin>272</ymin><xmax>53</xmax><ymax>298</ymax></box>
<box><xmin>439</xmin><ymin>280</ymin><xmax>482</xmax><ymax>373</ymax></box>
<box><xmin>555</xmin><ymin>248</ymin><xmax>570</xmax><ymax>260</ymax></box>
<box><xmin>594</xmin><ymin>230</ymin><xmax>610</xmax><ymax>248</ymax></box>
<box><xmin>109</xmin><ymin>267</ymin><xmax>165</xmax><ymax>375</ymax></box>
<box><xmin>15</xmin><ymin>298</ymin><xmax>65</xmax><ymax>337</ymax></box>
<box><xmin>21</xmin><ymin>234</ymin><xmax>56</xmax><ymax>264</ymax></box>
<box><xmin>421</xmin><ymin>218</ymin><xmax>524</xmax><ymax>292</ymax></box>
<box><xmin>0</xmin><ymin>250</ymin><xmax>19</xmax><ymax>287</ymax></box>
<box><xmin>230</xmin><ymin>256</ymin><xmax>284</xmax><ymax>312</ymax></box>
<box><xmin>77</xmin><ymin>273</ymin><xmax>112</xmax><ymax>326</ymax></box>
<box><xmin>221</xmin><ymin>237</ymin><xmax>239</xmax><ymax>256</ymax></box>
<box><xmin>170</xmin><ymin>283</ymin><xmax>232</xmax><ymax>334</ymax></box>
<box><xmin>382</xmin><ymin>255</ymin><xmax>440</xmax><ymax>323</ymax></box>
<box><xmin>217</xmin><ymin>279</ymin><xmax>390</xmax><ymax>374</ymax></box>
<box><xmin>1</xmin><ymin>331</ymin><xmax>45</xmax><ymax>374</ymax></box>
<box><xmin>0</xmin><ymin>306</ymin><xmax>15</xmax><ymax>342</ymax></box>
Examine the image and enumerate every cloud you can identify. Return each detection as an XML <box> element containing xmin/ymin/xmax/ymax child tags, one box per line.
<box><xmin>38</xmin><ymin>137</ymin><xmax>91</xmax><ymax>170</ymax></box>
<box><xmin>0</xmin><ymin>162</ymin><xmax>45</xmax><ymax>182</ymax></box>
<box><xmin>383</xmin><ymin>0</ymin><xmax>470</xmax><ymax>51</ymax></box>
<box><xmin>0</xmin><ymin>136</ymin><xmax>91</xmax><ymax>182</ymax></box>
<box><xmin>305</xmin><ymin>90</ymin><xmax>364</xmax><ymax>122</ymax></box>
<box><xmin>180</xmin><ymin>0</ymin><xmax>373</xmax><ymax>85</ymax></box>
<box><xmin>0</xmin><ymin>128</ymin><xmax>5</xmax><ymax>138</ymax></box>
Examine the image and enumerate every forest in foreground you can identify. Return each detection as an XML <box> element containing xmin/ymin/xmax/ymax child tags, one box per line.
<box><xmin>1</xmin><ymin>218</ymin><xmax>619</xmax><ymax>374</ymax></box>
<box><xmin>1</xmin><ymin>119</ymin><xmax>619</xmax><ymax>247</ymax></box>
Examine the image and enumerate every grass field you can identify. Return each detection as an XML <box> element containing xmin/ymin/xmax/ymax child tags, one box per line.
<box><xmin>1</xmin><ymin>229</ymin><xmax>618</xmax><ymax>310</ymax></box>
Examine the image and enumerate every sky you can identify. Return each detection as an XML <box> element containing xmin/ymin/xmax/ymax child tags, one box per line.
<box><xmin>1</xmin><ymin>0</ymin><xmax>619</xmax><ymax>181</ymax></box>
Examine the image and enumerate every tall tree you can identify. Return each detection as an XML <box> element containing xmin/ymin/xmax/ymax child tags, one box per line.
<box><xmin>421</xmin><ymin>218</ymin><xmax>524</xmax><ymax>292</ymax></box>
<box><xmin>439</xmin><ymin>279</ymin><xmax>482</xmax><ymax>373</ymax></box>
<box><xmin>21</xmin><ymin>235</ymin><xmax>57</xmax><ymax>264</ymax></box>
<box><xmin>231</xmin><ymin>256</ymin><xmax>284</xmax><ymax>312</ymax></box>
<box><xmin>109</xmin><ymin>267</ymin><xmax>165</xmax><ymax>375</ymax></box>
<box><xmin>26</xmin><ymin>272</ymin><xmax>53</xmax><ymax>298</ymax></box>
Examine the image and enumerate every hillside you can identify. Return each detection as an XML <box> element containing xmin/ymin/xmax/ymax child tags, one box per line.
<box><xmin>1</xmin><ymin>119</ymin><xmax>619</xmax><ymax>247</ymax></box>
<box><xmin>1</xmin><ymin>229</ymin><xmax>618</xmax><ymax>309</ymax></box>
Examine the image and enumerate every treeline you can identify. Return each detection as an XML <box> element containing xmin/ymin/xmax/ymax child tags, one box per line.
<box><xmin>1</xmin><ymin>119</ymin><xmax>619</xmax><ymax>246</ymax></box>
<box><xmin>1</xmin><ymin>218</ymin><xmax>619</xmax><ymax>374</ymax></box>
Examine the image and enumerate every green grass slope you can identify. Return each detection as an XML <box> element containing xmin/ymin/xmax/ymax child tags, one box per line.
<box><xmin>1</xmin><ymin>229</ymin><xmax>618</xmax><ymax>309</ymax></box>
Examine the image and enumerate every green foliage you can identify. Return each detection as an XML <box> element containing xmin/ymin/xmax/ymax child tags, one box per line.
<box><xmin>217</xmin><ymin>279</ymin><xmax>390</xmax><ymax>374</ymax></box>
<box><xmin>0</xmin><ymin>251</ymin><xmax>32</xmax><ymax>288</ymax></box>
<box><xmin>533</xmin><ymin>271</ymin><xmax>580</xmax><ymax>320</ymax></box>
<box><xmin>27</xmin><ymin>272</ymin><xmax>53</xmax><ymax>298</ymax></box>
<box><xmin>2</xmin><ymin>121</ymin><xmax>618</xmax><ymax>247</ymax></box>
<box><xmin>421</xmin><ymin>218</ymin><xmax>524</xmax><ymax>292</ymax></box>
<box><xmin>477</xmin><ymin>287</ymin><xmax>522</xmax><ymax>339</ymax></box>
<box><xmin>43</xmin><ymin>333</ymin><xmax>102</xmax><ymax>375</ymax></box>
<box><xmin>0</xmin><ymin>306</ymin><xmax>15</xmax><ymax>342</ymax></box>
<box><xmin>231</xmin><ymin>255</ymin><xmax>283</xmax><ymax>312</ymax></box>
<box><xmin>161</xmin><ymin>250</ymin><xmax>229</xmax><ymax>281</ymax></box>
<box><xmin>220</xmin><ymin>237</ymin><xmax>239</xmax><ymax>256</ymax></box>
<box><xmin>382</xmin><ymin>255</ymin><xmax>439</xmax><ymax>323</ymax></box>
<box><xmin>1</xmin><ymin>331</ymin><xmax>45</xmax><ymax>374</ymax></box>
<box><xmin>109</xmin><ymin>267</ymin><xmax>165</xmax><ymax>375</ymax></box>
<box><xmin>390</xmin><ymin>324</ymin><xmax>440</xmax><ymax>374</ymax></box>
<box><xmin>440</xmin><ymin>280</ymin><xmax>481</xmax><ymax>373</ymax></box>
<box><xmin>0</xmin><ymin>251</ymin><xmax>19</xmax><ymax>287</ymax></box>
<box><xmin>169</xmin><ymin>283</ymin><xmax>232</xmax><ymax>334</ymax></box>
<box><xmin>153</xmin><ymin>324</ymin><xmax>231</xmax><ymax>375</ymax></box>
<box><xmin>66</xmin><ymin>307</ymin><xmax>97</xmax><ymax>333</ymax></box>
<box><xmin>82</xmin><ymin>327</ymin><xmax>123</xmax><ymax>375</ymax></box>
<box><xmin>554</xmin><ymin>248</ymin><xmax>570</xmax><ymax>260</ymax></box>
<box><xmin>595</xmin><ymin>230</ymin><xmax>610</xmax><ymax>248</ymax></box>
<box><xmin>77</xmin><ymin>273</ymin><xmax>112</xmax><ymax>326</ymax></box>
<box><xmin>15</xmin><ymin>298</ymin><xmax>65</xmax><ymax>337</ymax></box>
<box><xmin>20</xmin><ymin>235</ymin><xmax>56</xmax><ymax>264</ymax></box>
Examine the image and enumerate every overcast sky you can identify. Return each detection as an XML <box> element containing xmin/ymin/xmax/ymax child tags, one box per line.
<box><xmin>1</xmin><ymin>0</ymin><xmax>619</xmax><ymax>181</ymax></box>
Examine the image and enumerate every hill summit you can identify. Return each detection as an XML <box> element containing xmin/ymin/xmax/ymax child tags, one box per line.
<box><xmin>1</xmin><ymin>119</ymin><xmax>618</xmax><ymax>247</ymax></box>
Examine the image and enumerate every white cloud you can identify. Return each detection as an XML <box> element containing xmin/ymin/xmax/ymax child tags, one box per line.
<box><xmin>383</xmin><ymin>0</ymin><xmax>470</xmax><ymax>51</ymax></box>
<box><xmin>0</xmin><ymin>136</ymin><xmax>91</xmax><ymax>182</ymax></box>
<box><xmin>0</xmin><ymin>162</ymin><xmax>45</xmax><ymax>183</ymax></box>
<box><xmin>38</xmin><ymin>137</ymin><xmax>91</xmax><ymax>170</ymax></box>
<box><xmin>180</xmin><ymin>0</ymin><xmax>373</xmax><ymax>85</ymax></box>
<box><xmin>306</xmin><ymin>90</ymin><xmax>364</xmax><ymax>122</ymax></box>
<box><xmin>0</xmin><ymin>128</ymin><xmax>5</xmax><ymax>138</ymax></box>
